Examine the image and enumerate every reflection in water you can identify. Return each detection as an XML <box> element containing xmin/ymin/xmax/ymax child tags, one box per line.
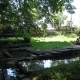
<box><xmin>7</xmin><ymin>68</ymin><xmax>16</xmax><ymax>80</ymax></box>
<box><xmin>44</xmin><ymin>60</ymin><xmax>51</xmax><ymax>68</ymax></box>
<box><xmin>51</xmin><ymin>57</ymin><xmax>80</xmax><ymax>67</ymax></box>
<box><xmin>21</xmin><ymin>60</ymin><xmax>44</xmax><ymax>71</ymax></box>
<box><xmin>0</xmin><ymin>57</ymin><xmax>80</xmax><ymax>80</ymax></box>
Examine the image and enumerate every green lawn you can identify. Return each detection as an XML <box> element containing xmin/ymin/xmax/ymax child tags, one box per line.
<box><xmin>31</xmin><ymin>34</ymin><xmax>77</xmax><ymax>49</ymax></box>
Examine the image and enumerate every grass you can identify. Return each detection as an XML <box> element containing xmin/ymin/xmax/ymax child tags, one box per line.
<box><xmin>0</xmin><ymin>37</ymin><xmax>31</xmax><ymax>49</ymax></box>
<box><xmin>31</xmin><ymin>34</ymin><xmax>77</xmax><ymax>49</ymax></box>
<box><xmin>0</xmin><ymin>34</ymin><xmax>77</xmax><ymax>49</ymax></box>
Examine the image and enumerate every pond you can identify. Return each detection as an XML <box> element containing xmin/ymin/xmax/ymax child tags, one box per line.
<box><xmin>0</xmin><ymin>56</ymin><xmax>79</xmax><ymax>80</ymax></box>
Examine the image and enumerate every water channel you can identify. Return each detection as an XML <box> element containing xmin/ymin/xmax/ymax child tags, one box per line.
<box><xmin>0</xmin><ymin>56</ymin><xmax>79</xmax><ymax>80</ymax></box>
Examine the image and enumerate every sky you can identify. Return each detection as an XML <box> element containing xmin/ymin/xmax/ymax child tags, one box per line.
<box><xmin>64</xmin><ymin>0</ymin><xmax>80</xmax><ymax>26</ymax></box>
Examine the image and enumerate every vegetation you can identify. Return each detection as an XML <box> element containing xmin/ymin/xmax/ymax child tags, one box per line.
<box><xmin>0</xmin><ymin>37</ymin><xmax>31</xmax><ymax>49</ymax></box>
<box><xmin>31</xmin><ymin>34</ymin><xmax>77</xmax><ymax>49</ymax></box>
<box><xmin>31</xmin><ymin>59</ymin><xmax>80</xmax><ymax>80</ymax></box>
<box><xmin>0</xmin><ymin>0</ymin><xmax>75</xmax><ymax>36</ymax></box>
<box><xmin>0</xmin><ymin>0</ymin><xmax>80</xmax><ymax>80</ymax></box>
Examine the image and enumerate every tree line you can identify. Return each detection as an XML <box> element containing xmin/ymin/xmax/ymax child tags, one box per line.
<box><xmin>0</xmin><ymin>0</ymin><xmax>75</xmax><ymax>36</ymax></box>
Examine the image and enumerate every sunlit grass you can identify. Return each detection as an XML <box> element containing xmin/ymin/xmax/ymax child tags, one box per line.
<box><xmin>31</xmin><ymin>35</ymin><xmax>77</xmax><ymax>49</ymax></box>
<box><xmin>33</xmin><ymin>36</ymin><xmax>76</xmax><ymax>42</ymax></box>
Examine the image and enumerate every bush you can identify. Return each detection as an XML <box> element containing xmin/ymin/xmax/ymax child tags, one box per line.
<box><xmin>23</xmin><ymin>32</ymin><xmax>31</xmax><ymax>43</ymax></box>
<box><xmin>74</xmin><ymin>27</ymin><xmax>80</xmax><ymax>34</ymax></box>
<box><xmin>31</xmin><ymin>60</ymin><xmax>80</xmax><ymax>80</ymax></box>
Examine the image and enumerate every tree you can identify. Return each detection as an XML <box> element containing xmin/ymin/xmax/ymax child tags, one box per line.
<box><xmin>0</xmin><ymin>0</ymin><xmax>74</xmax><ymax>35</ymax></box>
<box><xmin>49</xmin><ymin>11</ymin><xmax>67</xmax><ymax>30</ymax></box>
<box><xmin>41</xmin><ymin>23</ymin><xmax>47</xmax><ymax>36</ymax></box>
<box><xmin>65</xmin><ymin>0</ymin><xmax>76</xmax><ymax>32</ymax></box>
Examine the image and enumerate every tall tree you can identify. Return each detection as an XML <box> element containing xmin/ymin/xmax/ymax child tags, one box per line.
<box><xmin>65</xmin><ymin>0</ymin><xmax>76</xmax><ymax>32</ymax></box>
<box><xmin>49</xmin><ymin>11</ymin><xmax>67</xmax><ymax>29</ymax></box>
<box><xmin>0</xmin><ymin>0</ymin><xmax>75</xmax><ymax>35</ymax></box>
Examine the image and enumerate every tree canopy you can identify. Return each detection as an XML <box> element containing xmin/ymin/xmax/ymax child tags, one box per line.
<box><xmin>0</xmin><ymin>0</ymin><xmax>74</xmax><ymax>35</ymax></box>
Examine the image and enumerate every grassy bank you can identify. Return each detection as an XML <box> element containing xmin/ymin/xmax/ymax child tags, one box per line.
<box><xmin>31</xmin><ymin>34</ymin><xmax>77</xmax><ymax>49</ymax></box>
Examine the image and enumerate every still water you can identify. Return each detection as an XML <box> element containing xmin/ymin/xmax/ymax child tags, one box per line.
<box><xmin>0</xmin><ymin>57</ymin><xmax>80</xmax><ymax>80</ymax></box>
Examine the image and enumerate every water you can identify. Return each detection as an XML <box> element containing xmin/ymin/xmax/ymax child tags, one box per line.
<box><xmin>0</xmin><ymin>57</ymin><xmax>80</xmax><ymax>80</ymax></box>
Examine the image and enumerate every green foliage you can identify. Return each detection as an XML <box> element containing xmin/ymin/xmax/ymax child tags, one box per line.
<box><xmin>41</xmin><ymin>23</ymin><xmax>47</xmax><ymax>30</ymax></box>
<box><xmin>31</xmin><ymin>34</ymin><xmax>76</xmax><ymax>49</ymax></box>
<box><xmin>74</xmin><ymin>27</ymin><xmax>80</xmax><ymax>34</ymax></box>
<box><xmin>0</xmin><ymin>0</ymin><xmax>74</xmax><ymax>36</ymax></box>
<box><xmin>23</xmin><ymin>32</ymin><xmax>31</xmax><ymax>43</ymax></box>
<box><xmin>49</xmin><ymin>11</ymin><xmax>68</xmax><ymax>28</ymax></box>
<box><xmin>65</xmin><ymin>0</ymin><xmax>76</xmax><ymax>14</ymax></box>
<box><xmin>0</xmin><ymin>37</ymin><xmax>31</xmax><ymax>49</ymax></box>
<box><xmin>31</xmin><ymin>60</ymin><xmax>80</xmax><ymax>80</ymax></box>
<box><xmin>40</xmin><ymin>23</ymin><xmax>47</xmax><ymax>37</ymax></box>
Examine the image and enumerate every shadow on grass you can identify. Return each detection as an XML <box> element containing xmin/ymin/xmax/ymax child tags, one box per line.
<box><xmin>31</xmin><ymin>41</ymin><xmax>73</xmax><ymax>49</ymax></box>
